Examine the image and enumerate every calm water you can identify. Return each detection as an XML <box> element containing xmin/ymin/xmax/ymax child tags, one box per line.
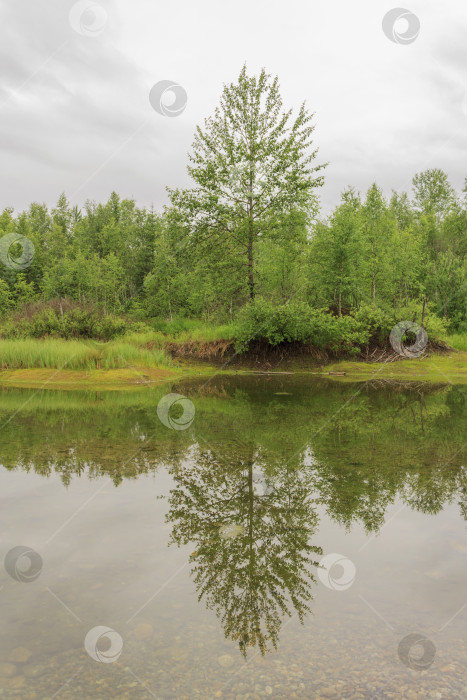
<box><xmin>0</xmin><ymin>376</ymin><xmax>466</xmax><ymax>699</ymax></box>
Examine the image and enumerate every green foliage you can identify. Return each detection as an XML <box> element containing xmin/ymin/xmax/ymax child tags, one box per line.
<box><xmin>0</xmin><ymin>279</ymin><xmax>13</xmax><ymax>313</ymax></box>
<box><xmin>0</xmin><ymin>301</ymin><xmax>127</xmax><ymax>340</ymax></box>
<box><xmin>170</xmin><ymin>64</ymin><xmax>324</xmax><ymax>302</ymax></box>
<box><xmin>309</xmin><ymin>189</ymin><xmax>363</xmax><ymax>312</ymax></box>
<box><xmin>447</xmin><ymin>333</ymin><xmax>467</xmax><ymax>351</ymax></box>
<box><xmin>0</xmin><ymin>66</ymin><xmax>465</xmax><ymax>344</ymax></box>
<box><xmin>150</xmin><ymin>318</ymin><xmax>237</xmax><ymax>342</ymax></box>
<box><xmin>13</xmin><ymin>274</ymin><xmax>37</xmax><ymax>305</ymax></box>
<box><xmin>234</xmin><ymin>299</ymin><xmax>362</xmax><ymax>353</ymax></box>
<box><xmin>233</xmin><ymin>299</ymin><xmax>449</xmax><ymax>354</ymax></box>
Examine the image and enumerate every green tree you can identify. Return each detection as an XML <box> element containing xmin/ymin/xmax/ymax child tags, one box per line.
<box><xmin>310</xmin><ymin>188</ymin><xmax>363</xmax><ymax>314</ymax></box>
<box><xmin>412</xmin><ymin>169</ymin><xmax>456</xmax><ymax>222</ymax></box>
<box><xmin>170</xmin><ymin>65</ymin><xmax>325</xmax><ymax>304</ymax></box>
<box><xmin>0</xmin><ymin>278</ymin><xmax>13</xmax><ymax>313</ymax></box>
<box><xmin>13</xmin><ymin>274</ymin><xmax>36</xmax><ymax>306</ymax></box>
<box><xmin>361</xmin><ymin>184</ymin><xmax>395</xmax><ymax>303</ymax></box>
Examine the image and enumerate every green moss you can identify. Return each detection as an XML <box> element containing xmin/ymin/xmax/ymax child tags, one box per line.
<box><xmin>320</xmin><ymin>352</ymin><xmax>467</xmax><ymax>384</ymax></box>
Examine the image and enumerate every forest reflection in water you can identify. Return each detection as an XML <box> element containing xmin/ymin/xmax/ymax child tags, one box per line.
<box><xmin>1</xmin><ymin>375</ymin><xmax>465</xmax><ymax>662</ymax></box>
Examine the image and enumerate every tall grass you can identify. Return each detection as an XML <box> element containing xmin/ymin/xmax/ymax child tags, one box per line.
<box><xmin>0</xmin><ymin>325</ymin><xmax>234</xmax><ymax>371</ymax></box>
<box><xmin>122</xmin><ymin>331</ymin><xmax>166</xmax><ymax>347</ymax></box>
<box><xmin>0</xmin><ymin>338</ymin><xmax>172</xmax><ymax>370</ymax></box>
<box><xmin>100</xmin><ymin>343</ymin><xmax>170</xmax><ymax>369</ymax></box>
<box><xmin>447</xmin><ymin>334</ymin><xmax>467</xmax><ymax>351</ymax></box>
<box><xmin>0</xmin><ymin>339</ymin><xmax>100</xmax><ymax>370</ymax></box>
<box><xmin>146</xmin><ymin>319</ymin><xmax>237</xmax><ymax>343</ymax></box>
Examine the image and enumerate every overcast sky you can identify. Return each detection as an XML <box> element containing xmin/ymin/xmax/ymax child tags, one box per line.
<box><xmin>1</xmin><ymin>0</ymin><xmax>467</xmax><ymax>216</ymax></box>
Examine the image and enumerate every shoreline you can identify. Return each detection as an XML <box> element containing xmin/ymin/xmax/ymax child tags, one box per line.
<box><xmin>0</xmin><ymin>351</ymin><xmax>465</xmax><ymax>390</ymax></box>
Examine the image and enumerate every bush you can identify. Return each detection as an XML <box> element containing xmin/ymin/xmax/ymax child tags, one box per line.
<box><xmin>151</xmin><ymin>317</ymin><xmax>195</xmax><ymax>334</ymax></box>
<box><xmin>233</xmin><ymin>299</ymin><xmax>448</xmax><ymax>354</ymax></box>
<box><xmin>0</xmin><ymin>300</ymin><xmax>128</xmax><ymax>340</ymax></box>
<box><xmin>233</xmin><ymin>299</ymin><xmax>365</xmax><ymax>353</ymax></box>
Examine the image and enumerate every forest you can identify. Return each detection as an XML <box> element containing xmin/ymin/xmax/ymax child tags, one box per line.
<box><xmin>0</xmin><ymin>68</ymin><xmax>466</xmax><ymax>355</ymax></box>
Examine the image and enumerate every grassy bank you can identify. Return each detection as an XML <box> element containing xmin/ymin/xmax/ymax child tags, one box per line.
<box><xmin>0</xmin><ymin>327</ymin><xmax>465</xmax><ymax>390</ymax></box>
<box><xmin>1</xmin><ymin>351</ymin><xmax>466</xmax><ymax>390</ymax></box>
<box><xmin>0</xmin><ymin>367</ymin><xmax>181</xmax><ymax>390</ymax></box>
<box><xmin>447</xmin><ymin>334</ymin><xmax>467</xmax><ymax>351</ymax></box>
<box><xmin>0</xmin><ymin>336</ymin><xmax>180</xmax><ymax>389</ymax></box>
<box><xmin>0</xmin><ymin>337</ymin><xmax>172</xmax><ymax>370</ymax></box>
<box><xmin>322</xmin><ymin>352</ymin><xmax>467</xmax><ymax>384</ymax></box>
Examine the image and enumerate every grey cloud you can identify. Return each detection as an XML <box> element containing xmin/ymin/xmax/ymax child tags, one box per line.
<box><xmin>1</xmin><ymin>0</ymin><xmax>467</xmax><ymax>215</ymax></box>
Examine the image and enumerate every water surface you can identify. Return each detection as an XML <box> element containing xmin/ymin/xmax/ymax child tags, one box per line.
<box><xmin>0</xmin><ymin>376</ymin><xmax>466</xmax><ymax>699</ymax></box>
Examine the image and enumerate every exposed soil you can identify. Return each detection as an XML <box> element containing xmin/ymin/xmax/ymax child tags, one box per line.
<box><xmin>165</xmin><ymin>338</ymin><xmax>452</xmax><ymax>370</ymax></box>
<box><xmin>165</xmin><ymin>340</ymin><xmax>233</xmax><ymax>360</ymax></box>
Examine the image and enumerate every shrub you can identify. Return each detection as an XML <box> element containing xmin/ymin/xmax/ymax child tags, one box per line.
<box><xmin>233</xmin><ymin>299</ymin><xmax>361</xmax><ymax>352</ymax></box>
<box><xmin>233</xmin><ymin>299</ymin><xmax>448</xmax><ymax>354</ymax></box>
<box><xmin>0</xmin><ymin>300</ymin><xmax>128</xmax><ymax>340</ymax></box>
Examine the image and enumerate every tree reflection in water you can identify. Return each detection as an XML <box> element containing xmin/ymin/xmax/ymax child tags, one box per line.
<box><xmin>1</xmin><ymin>379</ymin><xmax>466</xmax><ymax>655</ymax></box>
<box><xmin>166</xmin><ymin>442</ymin><xmax>322</xmax><ymax>656</ymax></box>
